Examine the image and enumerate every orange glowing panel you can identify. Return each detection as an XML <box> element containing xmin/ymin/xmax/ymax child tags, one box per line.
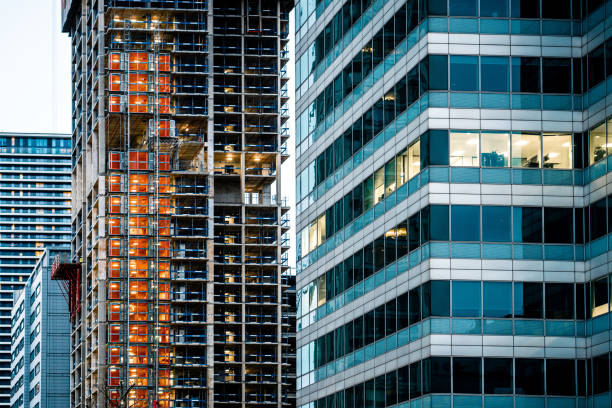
<box><xmin>129</xmin><ymin>195</ymin><xmax>148</xmax><ymax>214</ymax></box>
<box><xmin>108</xmin><ymin>174</ymin><xmax>122</xmax><ymax>192</ymax></box>
<box><xmin>158</xmin><ymin>96</ymin><xmax>170</xmax><ymax>114</ymax></box>
<box><xmin>109</xmin><ymin>74</ymin><xmax>122</xmax><ymax>92</ymax></box>
<box><xmin>158</xmin><ymin>283</ymin><xmax>170</xmax><ymax>301</ymax></box>
<box><xmin>158</xmin><ymin>75</ymin><xmax>170</xmax><ymax>93</ymax></box>
<box><xmin>108</xmin><ymin>324</ymin><xmax>121</xmax><ymax>342</ymax></box>
<box><xmin>158</xmin><ymin>54</ymin><xmax>170</xmax><ymax>71</ymax></box>
<box><xmin>129</xmin><ymin>52</ymin><xmax>149</xmax><ymax>71</ymax></box>
<box><xmin>129</xmin><ymin>259</ymin><xmax>148</xmax><ymax>279</ymax></box>
<box><xmin>158</xmin><ymin>153</ymin><xmax>170</xmax><ymax>171</ymax></box>
<box><xmin>109</xmin><ymin>196</ymin><xmax>122</xmax><ymax>214</ymax></box>
<box><xmin>108</xmin><ymin>239</ymin><xmax>122</xmax><ymax>257</ymax></box>
<box><xmin>158</xmin><ymin>120</ymin><xmax>171</xmax><ymax>138</ymax></box>
<box><xmin>158</xmin><ymin>219</ymin><xmax>170</xmax><ymax>236</ymax></box>
<box><xmin>158</xmin><ymin>175</ymin><xmax>171</xmax><ymax>193</ymax></box>
<box><xmin>109</xmin><ymin>52</ymin><xmax>122</xmax><ymax>70</ymax></box>
<box><xmin>108</xmin><ymin>261</ymin><xmax>121</xmax><ymax>278</ymax></box>
<box><xmin>129</xmin><ymin>94</ymin><xmax>149</xmax><ymax>113</ymax></box>
<box><xmin>129</xmin><ymin>73</ymin><xmax>149</xmax><ymax>92</ymax></box>
<box><xmin>128</xmin><ymin>303</ymin><xmax>149</xmax><ymax>322</ymax></box>
<box><xmin>158</xmin><ymin>240</ymin><xmax>170</xmax><ymax>257</ymax></box>
<box><xmin>158</xmin><ymin>348</ymin><xmax>170</xmax><ymax>364</ymax></box>
<box><xmin>108</xmin><ymin>304</ymin><xmax>121</xmax><ymax>321</ymax></box>
<box><xmin>128</xmin><ymin>238</ymin><xmax>149</xmax><ymax>257</ymax></box>
<box><xmin>108</xmin><ymin>281</ymin><xmax>121</xmax><ymax>300</ymax></box>
<box><xmin>158</xmin><ymin>262</ymin><xmax>170</xmax><ymax>279</ymax></box>
<box><xmin>129</xmin><ymin>174</ymin><xmax>149</xmax><ymax>193</ymax></box>
<box><xmin>108</xmin><ymin>368</ymin><xmax>121</xmax><ymax>386</ymax></box>
<box><xmin>108</xmin><ymin>218</ymin><xmax>121</xmax><ymax>235</ymax></box>
<box><xmin>109</xmin><ymin>95</ymin><xmax>122</xmax><ymax>113</ymax></box>
<box><xmin>108</xmin><ymin>346</ymin><xmax>121</xmax><ymax>364</ymax></box>
<box><xmin>129</xmin><ymin>281</ymin><xmax>148</xmax><ymax>300</ymax></box>
<box><xmin>128</xmin><ymin>323</ymin><xmax>148</xmax><ymax>342</ymax></box>
<box><xmin>128</xmin><ymin>345</ymin><xmax>148</xmax><ymax>365</ymax></box>
<box><xmin>129</xmin><ymin>217</ymin><xmax>148</xmax><ymax>235</ymax></box>
<box><xmin>158</xmin><ymin>198</ymin><xmax>171</xmax><ymax>215</ymax></box>
<box><xmin>129</xmin><ymin>151</ymin><xmax>149</xmax><ymax>170</ymax></box>
<box><xmin>158</xmin><ymin>305</ymin><xmax>170</xmax><ymax>322</ymax></box>
<box><xmin>108</xmin><ymin>152</ymin><xmax>122</xmax><ymax>170</ymax></box>
<box><xmin>158</xmin><ymin>326</ymin><xmax>170</xmax><ymax>343</ymax></box>
<box><xmin>158</xmin><ymin>369</ymin><xmax>170</xmax><ymax>386</ymax></box>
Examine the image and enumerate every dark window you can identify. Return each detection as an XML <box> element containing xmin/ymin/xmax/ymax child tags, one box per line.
<box><xmin>541</xmin><ymin>0</ymin><xmax>571</xmax><ymax>19</ymax></box>
<box><xmin>483</xmin><ymin>281</ymin><xmax>512</xmax><ymax>318</ymax></box>
<box><xmin>592</xmin><ymin>354</ymin><xmax>610</xmax><ymax>394</ymax></box>
<box><xmin>542</xmin><ymin>58</ymin><xmax>571</xmax><ymax>93</ymax></box>
<box><xmin>426</xmin><ymin>0</ymin><xmax>447</xmax><ymax>15</ymax></box>
<box><xmin>546</xmin><ymin>359</ymin><xmax>575</xmax><ymax>396</ymax></box>
<box><xmin>421</xmin><ymin>129</ymin><xmax>449</xmax><ymax>167</ymax></box>
<box><xmin>425</xmin><ymin>280</ymin><xmax>450</xmax><ymax>317</ymax></box>
<box><xmin>385</xmin><ymin>227</ymin><xmax>397</xmax><ymax>265</ymax></box>
<box><xmin>514</xmin><ymin>282</ymin><xmax>543</xmax><ymax>318</ymax></box>
<box><xmin>481</xmin><ymin>0</ymin><xmax>509</xmax><ymax>17</ymax></box>
<box><xmin>484</xmin><ymin>358</ymin><xmax>513</xmax><ymax>394</ymax></box>
<box><xmin>481</xmin><ymin>56</ymin><xmax>509</xmax><ymax>92</ymax></box>
<box><xmin>395</xmin><ymin>78</ymin><xmax>407</xmax><ymax>116</ymax></box>
<box><xmin>575</xmin><ymin>207</ymin><xmax>584</xmax><ymax>244</ymax></box>
<box><xmin>397</xmin><ymin>221</ymin><xmax>408</xmax><ymax>258</ymax></box>
<box><xmin>407</xmin><ymin>66</ymin><xmax>419</xmax><ymax>104</ymax></box>
<box><xmin>409</xmin><ymin>212</ymin><xmax>420</xmax><ymax>251</ymax></box>
<box><xmin>450</xmin><ymin>56</ymin><xmax>479</xmax><ymax>91</ymax></box>
<box><xmin>512</xmin><ymin>57</ymin><xmax>541</xmax><ymax>93</ymax></box>
<box><xmin>453</xmin><ymin>357</ymin><xmax>481</xmax><ymax>394</ymax></box>
<box><xmin>482</xmin><ymin>206</ymin><xmax>511</xmax><ymax>242</ymax></box>
<box><xmin>374</xmin><ymin>236</ymin><xmax>385</xmax><ymax>271</ymax></box>
<box><xmin>398</xmin><ymin>365</ymin><xmax>409</xmax><ymax>402</ymax></box>
<box><xmin>452</xmin><ymin>281</ymin><xmax>481</xmax><ymax>317</ymax></box>
<box><xmin>385</xmin><ymin>371</ymin><xmax>397</xmax><ymax>406</ymax></box>
<box><xmin>410</xmin><ymin>361</ymin><xmax>422</xmax><ymax>398</ymax></box>
<box><xmin>449</xmin><ymin>0</ymin><xmax>478</xmax><ymax>16</ymax></box>
<box><xmin>429</xmin><ymin>205</ymin><xmax>450</xmax><ymax>241</ymax></box>
<box><xmin>515</xmin><ymin>359</ymin><xmax>544</xmax><ymax>395</ymax></box>
<box><xmin>545</xmin><ymin>283</ymin><xmax>574</xmax><ymax>319</ymax></box>
<box><xmin>511</xmin><ymin>0</ymin><xmax>540</xmax><ymax>18</ymax></box>
<box><xmin>365</xmin><ymin>379</ymin><xmax>375</xmax><ymax>407</ymax></box>
<box><xmin>590</xmin><ymin>198</ymin><xmax>607</xmax><ymax>240</ymax></box>
<box><xmin>364</xmin><ymin>242</ymin><xmax>374</xmax><ymax>278</ymax></box>
<box><xmin>451</xmin><ymin>205</ymin><xmax>480</xmax><ymax>241</ymax></box>
<box><xmin>430</xmin><ymin>357</ymin><xmax>451</xmax><ymax>393</ymax></box>
<box><xmin>409</xmin><ymin>286</ymin><xmax>421</xmax><ymax>324</ymax></box>
<box><xmin>513</xmin><ymin>207</ymin><xmax>542</xmax><ymax>243</ymax></box>
<box><xmin>375</xmin><ymin>374</ymin><xmax>385</xmax><ymax>408</ymax></box>
<box><xmin>588</xmin><ymin>44</ymin><xmax>605</xmax><ymax>89</ymax></box>
<box><xmin>424</xmin><ymin>55</ymin><xmax>449</xmax><ymax>91</ymax></box>
<box><xmin>385</xmin><ymin>299</ymin><xmax>396</xmax><ymax>336</ymax></box>
<box><xmin>397</xmin><ymin>293</ymin><xmax>408</xmax><ymax>329</ymax></box>
<box><xmin>544</xmin><ymin>207</ymin><xmax>573</xmax><ymax>243</ymax></box>
<box><xmin>606</xmin><ymin>39</ymin><xmax>612</xmax><ymax>78</ymax></box>
<box><xmin>364</xmin><ymin>310</ymin><xmax>375</xmax><ymax>345</ymax></box>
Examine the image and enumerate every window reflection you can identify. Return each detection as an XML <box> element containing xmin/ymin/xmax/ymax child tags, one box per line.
<box><xmin>511</xmin><ymin>132</ymin><xmax>540</xmax><ymax>168</ymax></box>
<box><xmin>589</xmin><ymin>122</ymin><xmax>606</xmax><ymax>164</ymax></box>
<box><xmin>408</xmin><ymin>141</ymin><xmax>420</xmax><ymax>179</ymax></box>
<box><xmin>481</xmin><ymin>132</ymin><xmax>510</xmax><ymax>167</ymax></box>
<box><xmin>374</xmin><ymin>167</ymin><xmax>385</xmax><ymax>204</ymax></box>
<box><xmin>543</xmin><ymin>133</ymin><xmax>572</xmax><ymax>169</ymax></box>
<box><xmin>450</xmin><ymin>131</ymin><xmax>479</xmax><ymax>166</ymax></box>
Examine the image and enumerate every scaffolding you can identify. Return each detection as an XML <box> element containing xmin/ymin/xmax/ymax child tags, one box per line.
<box><xmin>62</xmin><ymin>0</ymin><xmax>294</xmax><ymax>407</ymax></box>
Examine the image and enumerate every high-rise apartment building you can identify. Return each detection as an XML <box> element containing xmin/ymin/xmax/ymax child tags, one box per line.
<box><xmin>9</xmin><ymin>249</ymin><xmax>70</xmax><ymax>408</ymax></box>
<box><xmin>0</xmin><ymin>132</ymin><xmax>71</xmax><ymax>407</ymax></box>
<box><xmin>295</xmin><ymin>1</ymin><xmax>612</xmax><ymax>407</ymax></box>
<box><xmin>59</xmin><ymin>0</ymin><xmax>294</xmax><ymax>407</ymax></box>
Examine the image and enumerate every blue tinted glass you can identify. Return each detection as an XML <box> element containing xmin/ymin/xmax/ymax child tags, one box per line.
<box><xmin>512</xmin><ymin>207</ymin><xmax>542</xmax><ymax>243</ymax></box>
<box><xmin>480</xmin><ymin>0</ymin><xmax>509</xmax><ymax>17</ymax></box>
<box><xmin>450</xmin><ymin>56</ymin><xmax>479</xmax><ymax>91</ymax></box>
<box><xmin>452</xmin><ymin>281</ymin><xmax>481</xmax><ymax>317</ymax></box>
<box><xmin>481</xmin><ymin>56</ymin><xmax>509</xmax><ymax>92</ymax></box>
<box><xmin>449</xmin><ymin>0</ymin><xmax>478</xmax><ymax>16</ymax></box>
<box><xmin>483</xmin><ymin>282</ymin><xmax>512</xmax><ymax>317</ymax></box>
<box><xmin>430</xmin><ymin>205</ymin><xmax>450</xmax><ymax>241</ymax></box>
<box><xmin>482</xmin><ymin>206</ymin><xmax>511</xmax><ymax>242</ymax></box>
<box><xmin>451</xmin><ymin>205</ymin><xmax>480</xmax><ymax>241</ymax></box>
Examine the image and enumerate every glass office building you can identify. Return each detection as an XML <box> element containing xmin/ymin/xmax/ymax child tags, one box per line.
<box><xmin>295</xmin><ymin>1</ymin><xmax>612</xmax><ymax>407</ymax></box>
<box><xmin>0</xmin><ymin>133</ymin><xmax>71</xmax><ymax>407</ymax></box>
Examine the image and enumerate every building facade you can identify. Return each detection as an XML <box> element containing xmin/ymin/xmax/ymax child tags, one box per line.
<box><xmin>0</xmin><ymin>133</ymin><xmax>71</xmax><ymax>407</ymax></box>
<box><xmin>9</xmin><ymin>249</ymin><xmax>70</xmax><ymax>408</ymax></box>
<box><xmin>295</xmin><ymin>1</ymin><xmax>612</xmax><ymax>407</ymax></box>
<box><xmin>60</xmin><ymin>0</ymin><xmax>294</xmax><ymax>407</ymax></box>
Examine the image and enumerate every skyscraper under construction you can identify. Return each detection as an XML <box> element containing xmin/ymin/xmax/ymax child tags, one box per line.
<box><xmin>58</xmin><ymin>1</ymin><xmax>294</xmax><ymax>407</ymax></box>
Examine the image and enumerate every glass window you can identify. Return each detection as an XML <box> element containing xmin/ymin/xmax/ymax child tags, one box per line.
<box><xmin>514</xmin><ymin>282</ymin><xmax>543</xmax><ymax>318</ymax></box>
<box><xmin>430</xmin><ymin>205</ymin><xmax>450</xmax><ymax>241</ymax></box>
<box><xmin>409</xmin><ymin>286</ymin><xmax>421</xmax><ymax>324</ymax></box>
<box><xmin>451</xmin><ymin>205</ymin><xmax>480</xmax><ymax>241</ymax></box>
<box><xmin>426</xmin><ymin>54</ymin><xmax>448</xmax><ymax>91</ymax></box>
<box><xmin>592</xmin><ymin>354</ymin><xmax>610</xmax><ymax>395</ymax></box>
<box><xmin>590</xmin><ymin>198</ymin><xmax>607</xmax><ymax>240</ymax></box>
<box><xmin>483</xmin><ymin>282</ymin><xmax>512</xmax><ymax>318</ymax></box>
<box><xmin>484</xmin><ymin>358</ymin><xmax>513</xmax><ymax>394</ymax></box>
<box><xmin>542</xmin><ymin>58</ymin><xmax>571</xmax><ymax>94</ymax></box>
<box><xmin>429</xmin><ymin>281</ymin><xmax>450</xmax><ymax>317</ymax></box>
<box><xmin>512</xmin><ymin>132</ymin><xmax>541</xmax><ymax>168</ymax></box>
<box><xmin>453</xmin><ymin>357</ymin><xmax>481</xmax><ymax>394</ymax></box>
<box><xmin>385</xmin><ymin>158</ymin><xmax>397</xmax><ymax>196</ymax></box>
<box><xmin>589</xmin><ymin>122</ymin><xmax>606</xmax><ymax>164</ymax></box>
<box><xmin>482</xmin><ymin>132</ymin><xmax>510</xmax><ymax>167</ymax></box>
<box><xmin>511</xmin><ymin>57</ymin><xmax>540</xmax><ymax>93</ymax></box>
<box><xmin>515</xmin><ymin>359</ymin><xmax>544</xmax><ymax>395</ymax></box>
<box><xmin>588</xmin><ymin>44</ymin><xmax>605</xmax><ymax>89</ymax></box>
<box><xmin>398</xmin><ymin>366</ymin><xmax>409</xmax><ymax>403</ymax></box>
<box><xmin>546</xmin><ymin>359</ymin><xmax>575</xmax><ymax>396</ymax></box>
<box><xmin>542</xmin><ymin>0</ymin><xmax>571</xmax><ymax>19</ymax></box>
<box><xmin>452</xmin><ymin>281</ymin><xmax>481</xmax><ymax>317</ymax></box>
<box><xmin>408</xmin><ymin>141</ymin><xmax>420</xmax><ymax>179</ymax></box>
<box><xmin>421</xmin><ymin>130</ymin><xmax>449</xmax><ymax>167</ymax></box>
<box><xmin>591</xmin><ymin>276</ymin><xmax>609</xmax><ymax>318</ymax></box>
<box><xmin>410</xmin><ymin>361</ymin><xmax>422</xmax><ymax>398</ymax></box>
<box><xmin>450</xmin><ymin>131</ymin><xmax>479</xmax><ymax>167</ymax></box>
<box><xmin>513</xmin><ymin>207</ymin><xmax>542</xmax><ymax>243</ymax></box>
<box><xmin>544</xmin><ymin>207</ymin><xmax>573</xmax><ymax>244</ymax></box>
<box><xmin>449</xmin><ymin>0</ymin><xmax>478</xmax><ymax>16</ymax></box>
<box><xmin>426</xmin><ymin>357</ymin><xmax>451</xmax><ymax>393</ymax></box>
<box><xmin>481</xmin><ymin>0</ymin><xmax>509</xmax><ymax>17</ymax></box>
<box><xmin>543</xmin><ymin>133</ymin><xmax>572</xmax><ymax>169</ymax></box>
<box><xmin>450</xmin><ymin>56</ymin><xmax>479</xmax><ymax>91</ymax></box>
<box><xmin>481</xmin><ymin>56</ymin><xmax>509</xmax><ymax>92</ymax></box>
<box><xmin>396</xmin><ymin>151</ymin><xmax>408</xmax><ymax>187</ymax></box>
<box><xmin>545</xmin><ymin>283</ymin><xmax>574</xmax><ymax>319</ymax></box>
<box><xmin>482</xmin><ymin>206</ymin><xmax>511</xmax><ymax>242</ymax></box>
<box><xmin>374</xmin><ymin>167</ymin><xmax>385</xmax><ymax>204</ymax></box>
<box><xmin>408</xmin><ymin>212</ymin><xmax>420</xmax><ymax>251</ymax></box>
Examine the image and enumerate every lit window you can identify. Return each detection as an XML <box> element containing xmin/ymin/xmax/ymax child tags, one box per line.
<box><xmin>589</xmin><ymin>122</ymin><xmax>606</xmax><ymax>164</ymax></box>
<box><xmin>450</xmin><ymin>131</ymin><xmax>479</xmax><ymax>166</ymax></box>
<box><xmin>511</xmin><ymin>132</ymin><xmax>540</xmax><ymax>168</ymax></box>
<box><xmin>408</xmin><ymin>140</ymin><xmax>421</xmax><ymax>179</ymax></box>
<box><xmin>543</xmin><ymin>133</ymin><xmax>572</xmax><ymax>169</ymax></box>
<box><xmin>481</xmin><ymin>132</ymin><xmax>510</xmax><ymax>167</ymax></box>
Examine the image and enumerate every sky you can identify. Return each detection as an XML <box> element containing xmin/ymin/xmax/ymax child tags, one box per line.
<box><xmin>0</xmin><ymin>2</ymin><xmax>296</xmax><ymax>267</ymax></box>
